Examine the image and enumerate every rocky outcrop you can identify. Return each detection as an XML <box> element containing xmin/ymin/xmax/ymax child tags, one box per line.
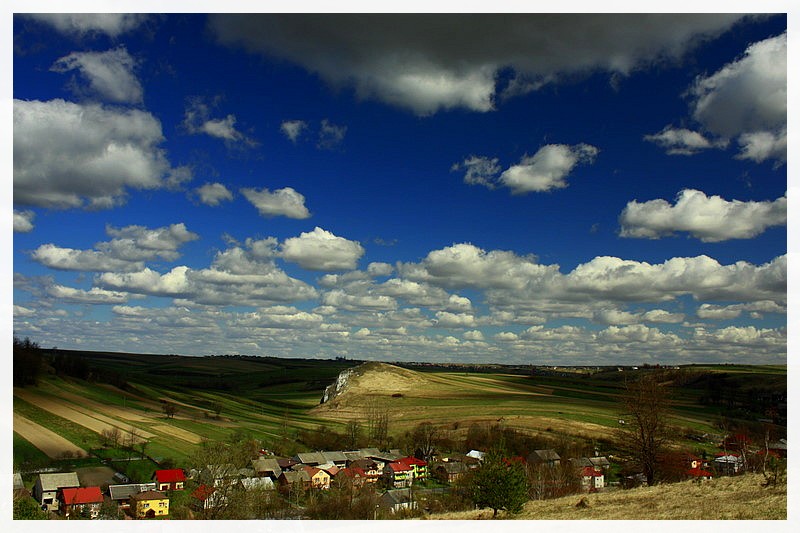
<box><xmin>321</xmin><ymin>367</ymin><xmax>356</xmax><ymax>404</ymax></box>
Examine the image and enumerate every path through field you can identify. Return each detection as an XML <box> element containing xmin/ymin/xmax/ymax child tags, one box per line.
<box><xmin>13</xmin><ymin>413</ymin><xmax>87</xmax><ymax>458</ymax></box>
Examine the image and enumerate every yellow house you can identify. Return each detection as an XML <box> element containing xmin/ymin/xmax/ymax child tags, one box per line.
<box><xmin>130</xmin><ymin>490</ymin><xmax>169</xmax><ymax>518</ymax></box>
<box><xmin>304</xmin><ymin>466</ymin><xmax>331</xmax><ymax>489</ymax></box>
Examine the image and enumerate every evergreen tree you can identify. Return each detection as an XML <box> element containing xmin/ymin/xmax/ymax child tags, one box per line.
<box><xmin>470</xmin><ymin>448</ymin><xmax>529</xmax><ymax>518</ymax></box>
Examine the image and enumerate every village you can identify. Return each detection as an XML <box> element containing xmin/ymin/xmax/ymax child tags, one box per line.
<box><xmin>13</xmin><ymin>431</ymin><xmax>788</xmax><ymax>520</ymax></box>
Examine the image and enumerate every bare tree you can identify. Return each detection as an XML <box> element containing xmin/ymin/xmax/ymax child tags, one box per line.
<box><xmin>407</xmin><ymin>421</ymin><xmax>439</xmax><ymax>461</ymax></box>
<box><xmin>345</xmin><ymin>420</ymin><xmax>362</xmax><ymax>449</ymax></box>
<box><xmin>616</xmin><ymin>373</ymin><xmax>673</xmax><ymax>486</ymax></box>
<box><xmin>162</xmin><ymin>402</ymin><xmax>178</xmax><ymax>419</ymax></box>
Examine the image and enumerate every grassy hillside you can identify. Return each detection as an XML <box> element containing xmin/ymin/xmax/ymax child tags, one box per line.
<box><xmin>428</xmin><ymin>472</ymin><xmax>786</xmax><ymax>520</ymax></box>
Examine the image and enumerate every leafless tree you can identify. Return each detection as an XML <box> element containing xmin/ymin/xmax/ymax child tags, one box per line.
<box><xmin>616</xmin><ymin>372</ymin><xmax>673</xmax><ymax>486</ymax></box>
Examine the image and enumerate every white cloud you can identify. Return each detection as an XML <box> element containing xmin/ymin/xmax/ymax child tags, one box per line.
<box><xmin>280</xmin><ymin>227</ymin><xmax>364</xmax><ymax>271</ymax></box>
<box><xmin>521</xmin><ymin>325</ymin><xmax>585</xmax><ymax>341</ymax></box>
<box><xmin>453</xmin><ymin>156</ymin><xmax>501</xmax><ymax>188</ymax></box>
<box><xmin>736</xmin><ymin>128</ymin><xmax>787</xmax><ymax>163</ymax></box>
<box><xmin>183</xmin><ymin>98</ymin><xmax>256</xmax><ymax>145</ymax></box>
<box><xmin>13</xmin><ymin>305</ymin><xmax>36</xmax><ymax>317</ymax></box>
<box><xmin>596</xmin><ymin>324</ymin><xmax>681</xmax><ymax>344</ymax></box>
<box><xmin>14</xmin><ymin>99</ymin><xmax>182</xmax><ymax>209</ymax></box>
<box><xmin>463</xmin><ymin>330</ymin><xmax>485</xmax><ymax>341</ymax></box>
<box><xmin>434</xmin><ymin>311</ymin><xmax>477</xmax><ymax>328</ymax></box>
<box><xmin>23</xmin><ymin>14</ymin><xmax>149</xmax><ymax>38</ymax></box>
<box><xmin>195</xmin><ymin>183</ymin><xmax>234</xmax><ymax>206</ymax></box>
<box><xmin>697</xmin><ymin>300</ymin><xmax>785</xmax><ymax>320</ymax></box>
<box><xmin>98</xmin><ymin>266</ymin><xmax>191</xmax><ymax>296</ymax></box>
<box><xmin>643</xmin><ymin>126</ymin><xmax>726</xmax><ymax>155</ymax></box>
<box><xmin>13</xmin><ymin>210</ymin><xmax>35</xmax><ymax>233</ymax></box>
<box><xmin>367</xmin><ymin>262</ymin><xmax>394</xmax><ymax>277</ymax></box>
<box><xmin>619</xmin><ymin>189</ymin><xmax>786</xmax><ymax>242</ymax></box>
<box><xmin>210</xmin><ymin>14</ymin><xmax>744</xmax><ymax>115</ymax></box>
<box><xmin>241</xmin><ymin>187</ymin><xmax>311</xmax><ymax>219</ymax></box>
<box><xmin>499</xmin><ymin>144</ymin><xmax>598</xmax><ymax>194</ymax></box>
<box><xmin>51</xmin><ymin>47</ymin><xmax>143</xmax><ymax>104</ymax></box>
<box><xmin>281</xmin><ymin>120</ymin><xmax>308</xmax><ymax>143</ymax></box>
<box><xmin>32</xmin><ymin>244</ymin><xmax>144</xmax><ymax>272</ymax></box>
<box><xmin>689</xmin><ymin>32</ymin><xmax>786</xmax><ymax>163</ymax></box>
<box><xmin>318</xmin><ymin>119</ymin><xmax>347</xmax><ymax>149</ymax></box>
<box><xmin>30</xmin><ymin>223</ymin><xmax>198</xmax><ymax>272</ymax></box>
<box><xmin>46</xmin><ymin>284</ymin><xmax>131</xmax><ymax>304</ymax></box>
<box><xmin>321</xmin><ymin>290</ymin><xmax>397</xmax><ymax>311</ymax></box>
<box><xmin>231</xmin><ymin>306</ymin><xmax>324</xmax><ymax>329</ymax></box>
<box><xmin>641</xmin><ymin>309</ymin><xmax>685</xmax><ymax>324</ymax></box>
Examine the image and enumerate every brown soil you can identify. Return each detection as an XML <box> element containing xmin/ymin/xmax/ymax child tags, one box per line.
<box><xmin>13</xmin><ymin>413</ymin><xmax>87</xmax><ymax>458</ymax></box>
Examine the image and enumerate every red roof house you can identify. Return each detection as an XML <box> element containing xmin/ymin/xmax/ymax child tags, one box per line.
<box><xmin>153</xmin><ymin>469</ymin><xmax>186</xmax><ymax>491</ymax></box>
<box><xmin>580</xmin><ymin>467</ymin><xmax>604</xmax><ymax>492</ymax></box>
<box><xmin>686</xmin><ymin>467</ymin><xmax>714</xmax><ymax>480</ymax></box>
<box><xmin>59</xmin><ymin>486</ymin><xmax>104</xmax><ymax>518</ymax></box>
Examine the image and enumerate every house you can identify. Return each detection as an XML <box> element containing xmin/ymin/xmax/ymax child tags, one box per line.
<box><xmin>277</xmin><ymin>457</ymin><xmax>298</xmax><ymax>471</ymax></box>
<box><xmin>335</xmin><ymin>467</ymin><xmax>367</xmax><ymax>487</ymax></box>
<box><xmin>240</xmin><ymin>477</ymin><xmax>275</xmax><ymax>491</ymax></box>
<box><xmin>349</xmin><ymin>458</ymin><xmax>381</xmax><ymax>482</ymax></box>
<box><xmin>380</xmin><ymin>489</ymin><xmax>417</xmax><ymax>514</ymax></box>
<box><xmin>293</xmin><ymin>452</ymin><xmax>327</xmax><ymax>466</ymax></box>
<box><xmin>129</xmin><ymin>490</ymin><xmax>169</xmax><ymax>518</ymax></box>
<box><xmin>432</xmin><ymin>461</ymin><xmax>469</xmax><ymax>483</ymax></box>
<box><xmin>527</xmin><ymin>449</ymin><xmax>561</xmax><ymax>467</ymax></box>
<box><xmin>278</xmin><ymin>470</ymin><xmax>311</xmax><ymax>494</ymax></box>
<box><xmin>588</xmin><ymin>456</ymin><xmax>611</xmax><ymax>470</ymax></box>
<box><xmin>321</xmin><ymin>451</ymin><xmax>349</xmax><ymax>466</ymax></box>
<box><xmin>397</xmin><ymin>456</ymin><xmax>428</xmax><ymax>480</ymax></box>
<box><xmin>191</xmin><ymin>484</ymin><xmax>226</xmax><ymax>511</ymax></box>
<box><xmin>59</xmin><ymin>486</ymin><xmax>104</xmax><ymax>519</ymax></box>
<box><xmin>466</xmin><ymin>450</ymin><xmax>485</xmax><ymax>461</ymax></box>
<box><xmin>304</xmin><ymin>466</ymin><xmax>331</xmax><ymax>489</ymax></box>
<box><xmin>714</xmin><ymin>454</ymin><xmax>744</xmax><ymax>475</ymax></box>
<box><xmin>33</xmin><ymin>471</ymin><xmax>80</xmax><ymax>512</ymax></box>
<box><xmin>152</xmin><ymin>469</ymin><xmax>186</xmax><ymax>491</ymax></box>
<box><xmin>580</xmin><ymin>467</ymin><xmax>604</xmax><ymax>492</ymax></box>
<box><xmin>108</xmin><ymin>483</ymin><xmax>157</xmax><ymax>509</ymax></box>
<box><xmin>686</xmin><ymin>467</ymin><xmax>714</xmax><ymax>481</ymax></box>
<box><xmin>251</xmin><ymin>456</ymin><xmax>281</xmax><ymax>479</ymax></box>
<box><xmin>384</xmin><ymin>461</ymin><xmax>413</xmax><ymax>488</ymax></box>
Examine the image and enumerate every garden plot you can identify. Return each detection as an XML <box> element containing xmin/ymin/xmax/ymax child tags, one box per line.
<box><xmin>13</xmin><ymin>413</ymin><xmax>87</xmax><ymax>458</ymax></box>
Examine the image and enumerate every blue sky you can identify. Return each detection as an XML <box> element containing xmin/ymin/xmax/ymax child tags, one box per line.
<box><xmin>10</xmin><ymin>12</ymin><xmax>788</xmax><ymax>365</ymax></box>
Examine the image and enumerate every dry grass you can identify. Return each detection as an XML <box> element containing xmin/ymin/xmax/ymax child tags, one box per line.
<box><xmin>426</xmin><ymin>473</ymin><xmax>786</xmax><ymax>520</ymax></box>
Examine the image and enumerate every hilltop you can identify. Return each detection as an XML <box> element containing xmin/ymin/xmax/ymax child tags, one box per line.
<box><xmin>314</xmin><ymin>362</ymin><xmax>434</xmax><ymax>411</ymax></box>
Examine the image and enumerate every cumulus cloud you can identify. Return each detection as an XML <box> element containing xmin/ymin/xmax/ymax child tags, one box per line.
<box><xmin>30</xmin><ymin>223</ymin><xmax>198</xmax><ymax>272</ymax></box>
<box><xmin>194</xmin><ymin>182</ymin><xmax>234</xmax><ymax>206</ymax></box>
<box><xmin>499</xmin><ymin>144</ymin><xmax>598</xmax><ymax>193</ymax></box>
<box><xmin>689</xmin><ymin>32</ymin><xmax>786</xmax><ymax>162</ymax></box>
<box><xmin>23</xmin><ymin>14</ymin><xmax>149</xmax><ymax>38</ymax></box>
<box><xmin>51</xmin><ymin>47</ymin><xmax>143</xmax><ymax>104</ymax></box>
<box><xmin>14</xmin><ymin>99</ymin><xmax>183</xmax><ymax>209</ymax></box>
<box><xmin>46</xmin><ymin>284</ymin><xmax>131</xmax><ymax>304</ymax></box>
<box><xmin>318</xmin><ymin>119</ymin><xmax>347</xmax><ymax>149</ymax></box>
<box><xmin>281</xmin><ymin>120</ymin><xmax>308</xmax><ymax>143</ymax></box>
<box><xmin>697</xmin><ymin>300</ymin><xmax>784</xmax><ymax>320</ymax></box>
<box><xmin>434</xmin><ymin>311</ymin><xmax>477</xmax><ymax>328</ymax></box>
<box><xmin>367</xmin><ymin>262</ymin><xmax>394</xmax><ymax>277</ymax></box>
<box><xmin>643</xmin><ymin>126</ymin><xmax>726</xmax><ymax>155</ymax></box>
<box><xmin>463</xmin><ymin>330</ymin><xmax>485</xmax><ymax>341</ymax></box>
<box><xmin>183</xmin><ymin>98</ymin><xmax>256</xmax><ymax>146</ymax></box>
<box><xmin>619</xmin><ymin>189</ymin><xmax>786</xmax><ymax>242</ymax></box>
<box><xmin>241</xmin><ymin>187</ymin><xmax>311</xmax><ymax>219</ymax></box>
<box><xmin>280</xmin><ymin>227</ymin><xmax>365</xmax><ymax>271</ymax></box>
<box><xmin>13</xmin><ymin>210</ymin><xmax>35</xmax><ymax>233</ymax></box>
<box><xmin>210</xmin><ymin>14</ymin><xmax>744</xmax><ymax>115</ymax></box>
<box><xmin>453</xmin><ymin>156</ymin><xmax>501</xmax><ymax>188</ymax></box>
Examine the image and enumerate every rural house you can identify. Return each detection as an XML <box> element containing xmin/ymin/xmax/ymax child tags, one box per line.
<box><xmin>278</xmin><ymin>470</ymin><xmax>311</xmax><ymax>493</ymax></box>
<box><xmin>130</xmin><ymin>490</ymin><xmax>169</xmax><ymax>518</ymax></box>
<box><xmin>384</xmin><ymin>461</ymin><xmax>413</xmax><ymax>488</ymax></box>
<box><xmin>304</xmin><ymin>466</ymin><xmax>331</xmax><ymax>489</ymax></box>
<box><xmin>59</xmin><ymin>486</ymin><xmax>104</xmax><ymax>519</ymax></box>
<box><xmin>251</xmin><ymin>456</ymin><xmax>281</xmax><ymax>479</ymax></box>
<box><xmin>240</xmin><ymin>476</ymin><xmax>275</xmax><ymax>491</ymax></box>
<box><xmin>335</xmin><ymin>466</ymin><xmax>367</xmax><ymax>487</ymax></box>
<box><xmin>33</xmin><ymin>471</ymin><xmax>80</xmax><ymax>512</ymax></box>
<box><xmin>108</xmin><ymin>482</ymin><xmax>157</xmax><ymax>510</ymax></box>
<box><xmin>397</xmin><ymin>456</ymin><xmax>428</xmax><ymax>480</ymax></box>
<box><xmin>686</xmin><ymin>466</ymin><xmax>714</xmax><ymax>481</ymax></box>
<box><xmin>153</xmin><ymin>468</ymin><xmax>186</xmax><ymax>491</ymax></box>
<box><xmin>191</xmin><ymin>484</ymin><xmax>226</xmax><ymax>511</ymax></box>
<box><xmin>432</xmin><ymin>460</ymin><xmax>469</xmax><ymax>483</ymax></box>
<box><xmin>580</xmin><ymin>467</ymin><xmax>604</xmax><ymax>492</ymax></box>
<box><xmin>293</xmin><ymin>452</ymin><xmax>327</xmax><ymax>466</ymax></box>
<box><xmin>348</xmin><ymin>458</ymin><xmax>381</xmax><ymax>482</ymax></box>
<box><xmin>527</xmin><ymin>449</ymin><xmax>561</xmax><ymax>467</ymax></box>
<box><xmin>380</xmin><ymin>489</ymin><xmax>417</xmax><ymax>514</ymax></box>
<box><xmin>714</xmin><ymin>454</ymin><xmax>744</xmax><ymax>475</ymax></box>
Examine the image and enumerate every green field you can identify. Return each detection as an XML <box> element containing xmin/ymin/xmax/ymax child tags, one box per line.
<box><xmin>13</xmin><ymin>350</ymin><xmax>786</xmax><ymax>470</ymax></box>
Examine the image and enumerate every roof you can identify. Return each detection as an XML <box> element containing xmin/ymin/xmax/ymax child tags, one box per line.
<box><xmin>252</xmin><ymin>457</ymin><xmax>281</xmax><ymax>474</ymax></box>
<box><xmin>294</xmin><ymin>452</ymin><xmax>327</xmax><ymax>465</ymax></box>
<box><xmin>466</xmin><ymin>450</ymin><xmax>485</xmax><ymax>460</ymax></box>
<box><xmin>61</xmin><ymin>486</ymin><xmax>104</xmax><ymax>505</ymax></box>
<box><xmin>435</xmin><ymin>462</ymin><xmax>468</xmax><ymax>474</ymax></box>
<box><xmin>321</xmin><ymin>451</ymin><xmax>348</xmax><ymax>463</ymax></box>
<box><xmin>398</xmin><ymin>456</ymin><xmax>427</xmax><ymax>467</ymax></box>
<box><xmin>381</xmin><ymin>489</ymin><xmax>414</xmax><ymax>506</ymax></box>
<box><xmin>350</xmin><ymin>458</ymin><xmax>378</xmax><ymax>470</ymax></box>
<box><xmin>191</xmin><ymin>484</ymin><xmax>216</xmax><ymax>501</ymax></box>
<box><xmin>240</xmin><ymin>477</ymin><xmax>274</xmax><ymax>490</ymax></box>
<box><xmin>130</xmin><ymin>490</ymin><xmax>168</xmax><ymax>501</ymax></box>
<box><xmin>686</xmin><ymin>467</ymin><xmax>714</xmax><ymax>477</ymax></box>
<box><xmin>589</xmin><ymin>456</ymin><xmax>610</xmax><ymax>467</ymax></box>
<box><xmin>154</xmin><ymin>469</ymin><xmax>186</xmax><ymax>483</ymax></box>
<box><xmin>37</xmin><ymin>472</ymin><xmax>80</xmax><ymax>492</ymax></box>
<box><xmin>581</xmin><ymin>467</ymin><xmax>602</xmax><ymax>477</ymax></box>
<box><xmin>528</xmin><ymin>449</ymin><xmax>561</xmax><ymax>462</ymax></box>
<box><xmin>13</xmin><ymin>473</ymin><xmax>24</xmax><ymax>490</ymax></box>
<box><xmin>338</xmin><ymin>467</ymin><xmax>366</xmax><ymax>478</ymax></box>
<box><xmin>280</xmin><ymin>470</ymin><xmax>311</xmax><ymax>484</ymax></box>
<box><xmin>109</xmin><ymin>483</ymin><xmax>158</xmax><ymax>500</ymax></box>
<box><xmin>388</xmin><ymin>461</ymin><xmax>412</xmax><ymax>472</ymax></box>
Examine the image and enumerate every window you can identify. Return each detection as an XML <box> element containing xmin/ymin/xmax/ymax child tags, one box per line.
<box><xmin>143</xmin><ymin>503</ymin><xmax>150</xmax><ymax>508</ymax></box>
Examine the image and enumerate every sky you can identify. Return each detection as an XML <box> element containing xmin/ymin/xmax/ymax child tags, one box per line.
<box><xmin>9</xmin><ymin>11</ymin><xmax>790</xmax><ymax>366</ymax></box>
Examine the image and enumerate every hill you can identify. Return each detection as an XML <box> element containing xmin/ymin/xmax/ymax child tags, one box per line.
<box><xmin>427</xmin><ymin>472</ymin><xmax>786</xmax><ymax>520</ymax></box>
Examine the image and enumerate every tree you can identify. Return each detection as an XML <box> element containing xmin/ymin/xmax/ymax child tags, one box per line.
<box><xmin>344</xmin><ymin>420</ymin><xmax>363</xmax><ymax>449</ymax></box>
<box><xmin>13</xmin><ymin>336</ymin><xmax>43</xmax><ymax>387</ymax></box>
<box><xmin>470</xmin><ymin>448</ymin><xmax>529</xmax><ymax>518</ymax></box>
<box><xmin>13</xmin><ymin>496</ymin><xmax>49</xmax><ymax>520</ymax></box>
<box><xmin>162</xmin><ymin>402</ymin><xmax>178</xmax><ymax>419</ymax></box>
<box><xmin>405</xmin><ymin>421</ymin><xmax>439</xmax><ymax>461</ymax></box>
<box><xmin>616</xmin><ymin>372</ymin><xmax>673</xmax><ymax>486</ymax></box>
